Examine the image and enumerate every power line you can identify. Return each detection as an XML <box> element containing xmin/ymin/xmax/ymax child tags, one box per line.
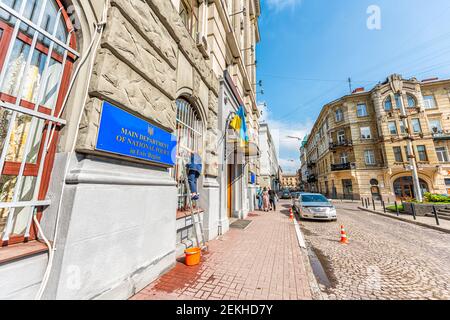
<box><xmin>258</xmin><ymin>73</ymin><xmax>378</xmax><ymax>83</ymax></box>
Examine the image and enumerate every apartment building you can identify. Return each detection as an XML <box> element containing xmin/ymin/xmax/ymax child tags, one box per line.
<box><xmin>281</xmin><ymin>174</ymin><xmax>300</xmax><ymax>190</ymax></box>
<box><xmin>303</xmin><ymin>74</ymin><xmax>450</xmax><ymax>201</ymax></box>
<box><xmin>259</xmin><ymin>122</ymin><xmax>280</xmax><ymax>190</ymax></box>
<box><xmin>0</xmin><ymin>0</ymin><xmax>261</xmax><ymax>299</ymax></box>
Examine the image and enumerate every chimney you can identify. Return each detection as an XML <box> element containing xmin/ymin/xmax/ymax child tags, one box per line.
<box><xmin>352</xmin><ymin>87</ymin><xmax>365</xmax><ymax>94</ymax></box>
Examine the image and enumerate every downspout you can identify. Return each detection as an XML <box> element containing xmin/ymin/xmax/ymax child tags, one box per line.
<box><xmin>218</xmin><ymin>112</ymin><xmax>236</xmax><ymax>235</ymax></box>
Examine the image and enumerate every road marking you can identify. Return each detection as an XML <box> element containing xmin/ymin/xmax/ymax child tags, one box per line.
<box><xmin>293</xmin><ymin>218</ymin><xmax>307</xmax><ymax>249</ymax></box>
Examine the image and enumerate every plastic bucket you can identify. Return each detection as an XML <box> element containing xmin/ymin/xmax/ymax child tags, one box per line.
<box><xmin>184</xmin><ymin>247</ymin><xmax>201</xmax><ymax>266</ymax></box>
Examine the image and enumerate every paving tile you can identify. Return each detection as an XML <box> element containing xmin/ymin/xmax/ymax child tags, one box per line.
<box><xmin>130</xmin><ymin>202</ymin><xmax>313</xmax><ymax>300</ymax></box>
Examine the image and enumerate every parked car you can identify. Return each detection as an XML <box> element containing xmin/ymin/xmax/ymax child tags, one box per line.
<box><xmin>281</xmin><ymin>191</ymin><xmax>292</xmax><ymax>199</ymax></box>
<box><xmin>293</xmin><ymin>193</ymin><xmax>337</xmax><ymax>221</ymax></box>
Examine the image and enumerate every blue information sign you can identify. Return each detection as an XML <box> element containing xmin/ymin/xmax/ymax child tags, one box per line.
<box><xmin>96</xmin><ymin>101</ymin><xmax>177</xmax><ymax>167</ymax></box>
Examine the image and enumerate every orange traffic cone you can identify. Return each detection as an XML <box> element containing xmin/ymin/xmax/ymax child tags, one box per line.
<box><xmin>340</xmin><ymin>225</ymin><xmax>349</xmax><ymax>244</ymax></box>
<box><xmin>289</xmin><ymin>208</ymin><xmax>294</xmax><ymax>220</ymax></box>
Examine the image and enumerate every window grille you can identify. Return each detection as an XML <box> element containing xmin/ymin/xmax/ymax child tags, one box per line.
<box><xmin>175</xmin><ymin>98</ymin><xmax>204</xmax><ymax>211</ymax></box>
<box><xmin>0</xmin><ymin>0</ymin><xmax>77</xmax><ymax>245</ymax></box>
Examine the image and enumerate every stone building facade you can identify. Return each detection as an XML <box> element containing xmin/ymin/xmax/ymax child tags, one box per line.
<box><xmin>259</xmin><ymin>123</ymin><xmax>280</xmax><ymax>190</ymax></box>
<box><xmin>302</xmin><ymin>74</ymin><xmax>450</xmax><ymax>201</ymax></box>
<box><xmin>281</xmin><ymin>174</ymin><xmax>300</xmax><ymax>190</ymax></box>
<box><xmin>0</xmin><ymin>0</ymin><xmax>261</xmax><ymax>300</ymax></box>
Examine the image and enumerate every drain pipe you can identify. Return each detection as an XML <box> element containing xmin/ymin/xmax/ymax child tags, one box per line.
<box><xmin>34</xmin><ymin>0</ymin><xmax>110</xmax><ymax>300</ymax></box>
<box><xmin>218</xmin><ymin>112</ymin><xmax>236</xmax><ymax>235</ymax></box>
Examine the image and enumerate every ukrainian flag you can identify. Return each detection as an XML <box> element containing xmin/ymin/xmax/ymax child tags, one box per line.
<box><xmin>230</xmin><ymin>106</ymin><xmax>249</xmax><ymax>148</ymax></box>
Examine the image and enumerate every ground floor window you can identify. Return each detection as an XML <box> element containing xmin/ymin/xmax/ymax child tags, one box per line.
<box><xmin>175</xmin><ymin>98</ymin><xmax>204</xmax><ymax>211</ymax></box>
<box><xmin>342</xmin><ymin>179</ymin><xmax>353</xmax><ymax>199</ymax></box>
<box><xmin>393</xmin><ymin>177</ymin><xmax>429</xmax><ymax>200</ymax></box>
<box><xmin>0</xmin><ymin>0</ymin><xmax>76</xmax><ymax>245</ymax></box>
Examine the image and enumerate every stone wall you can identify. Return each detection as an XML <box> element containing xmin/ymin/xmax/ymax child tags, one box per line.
<box><xmin>77</xmin><ymin>0</ymin><xmax>220</xmax><ymax>176</ymax></box>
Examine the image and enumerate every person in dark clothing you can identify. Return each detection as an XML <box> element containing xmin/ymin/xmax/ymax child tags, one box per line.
<box><xmin>268</xmin><ymin>188</ymin><xmax>277</xmax><ymax>211</ymax></box>
<box><xmin>187</xmin><ymin>153</ymin><xmax>202</xmax><ymax>201</ymax></box>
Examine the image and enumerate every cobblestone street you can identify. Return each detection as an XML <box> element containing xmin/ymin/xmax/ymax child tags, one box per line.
<box><xmin>131</xmin><ymin>204</ymin><xmax>314</xmax><ymax>300</ymax></box>
<box><xmin>300</xmin><ymin>202</ymin><xmax>450</xmax><ymax>300</ymax></box>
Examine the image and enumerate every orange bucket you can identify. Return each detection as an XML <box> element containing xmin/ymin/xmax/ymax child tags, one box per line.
<box><xmin>184</xmin><ymin>247</ymin><xmax>201</xmax><ymax>266</ymax></box>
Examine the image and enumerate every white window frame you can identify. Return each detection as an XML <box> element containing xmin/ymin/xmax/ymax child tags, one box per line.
<box><xmin>423</xmin><ymin>95</ymin><xmax>436</xmax><ymax>109</ymax></box>
<box><xmin>364</xmin><ymin>150</ymin><xmax>376</xmax><ymax>165</ymax></box>
<box><xmin>436</xmin><ymin>146</ymin><xmax>449</xmax><ymax>163</ymax></box>
<box><xmin>360</xmin><ymin>126</ymin><xmax>372</xmax><ymax>140</ymax></box>
<box><xmin>388</xmin><ymin>121</ymin><xmax>397</xmax><ymax>135</ymax></box>
<box><xmin>340</xmin><ymin>152</ymin><xmax>348</xmax><ymax>164</ymax></box>
<box><xmin>356</xmin><ymin>103</ymin><xmax>368</xmax><ymax>117</ymax></box>
<box><xmin>429</xmin><ymin>119</ymin><xmax>443</xmax><ymax>134</ymax></box>
<box><xmin>411</xmin><ymin>119</ymin><xmax>422</xmax><ymax>133</ymax></box>
<box><xmin>337</xmin><ymin>130</ymin><xmax>345</xmax><ymax>144</ymax></box>
<box><xmin>335</xmin><ymin>109</ymin><xmax>343</xmax><ymax>122</ymax></box>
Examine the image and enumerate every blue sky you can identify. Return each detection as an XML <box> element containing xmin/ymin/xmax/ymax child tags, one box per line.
<box><xmin>257</xmin><ymin>0</ymin><xmax>450</xmax><ymax>173</ymax></box>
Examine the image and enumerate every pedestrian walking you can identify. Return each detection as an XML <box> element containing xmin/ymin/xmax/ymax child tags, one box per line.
<box><xmin>262</xmin><ymin>187</ymin><xmax>270</xmax><ymax>212</ymax></box>
<box><xmin>269</xmin><ymin>188</ymin><xmax>277</xmax><ymax>211</ymax></box>
<box><xmin>256</xmin><ymin>187</ymin><xmax>263</xmax><ymax>211</ymax></box>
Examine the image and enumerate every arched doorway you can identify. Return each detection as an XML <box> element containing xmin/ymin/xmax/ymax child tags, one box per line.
<box><xmin>393</xmin><ymin>176</ymin><xmax>429</xmax><ymax>200</ymax></box>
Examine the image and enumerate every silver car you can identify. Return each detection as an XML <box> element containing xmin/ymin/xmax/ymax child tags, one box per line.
<box><xmin>293</xmin><ymin>193</ymin><xmax>337</xmax><ymax>221</ymax></box>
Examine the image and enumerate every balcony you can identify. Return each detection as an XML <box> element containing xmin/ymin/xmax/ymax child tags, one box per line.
<box><xmin>432</xmin><ymin>131</ymin><xmax>450</xmax><ymax>141</ymax></box>
<box><xmin>329</xmin><ymin>139</ymin><xmax>353</xmax><ymax>150</ymax></box>
<box><xmin>331</xmin><ymin>163</ymin><xmax>355</xmax><ymax>171</ymax></box>
<box><xmin>307</xmin><ymin>161</ymin><xmax>316</xmax><ymax>168</ymax></box>
<box><xmin>307</xmin><ymin>174</ymin><xmax>317</xmax><ymax>183</ymax></box>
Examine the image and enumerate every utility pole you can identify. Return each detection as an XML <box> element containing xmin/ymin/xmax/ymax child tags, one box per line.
<box><xmin>398</xmin><ymin>93</ymin><xmax>423</xmax><ymax>203</ymax></box>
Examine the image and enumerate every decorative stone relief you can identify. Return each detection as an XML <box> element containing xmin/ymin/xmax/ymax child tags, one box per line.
<box><xmin>89</xmin><ymin>48</ymin><xmax>176</xmax><ymax>132</ymax></box>
<box><xmin>102</xmin><ymin>6</ymin><xmax>177</xmax><ymax>99</ymax></box>
<box><xmin>110</xmin><ymin>0</ymin><xmax>178</xmax><ymax>69</ymax></box>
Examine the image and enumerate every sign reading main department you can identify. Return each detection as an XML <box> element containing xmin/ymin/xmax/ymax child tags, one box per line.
<box><xmin>96</xmin><ymin>101</ymin><xmax>177</xmax><ymax>167</ymax></box>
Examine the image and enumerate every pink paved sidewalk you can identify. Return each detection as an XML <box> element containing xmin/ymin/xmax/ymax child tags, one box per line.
<box><xmin>131</xmin><ymin>204</ymin><xmax>313</xmax><ymax>300</ymax></box>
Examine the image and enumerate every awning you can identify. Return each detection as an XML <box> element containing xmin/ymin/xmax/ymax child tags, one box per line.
<box><xmin>228</xmin><ymin>138</ymin><xmax>260</xmax><ymax>158</ymax></box>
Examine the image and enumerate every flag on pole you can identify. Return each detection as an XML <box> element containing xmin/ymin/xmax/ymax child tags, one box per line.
<box><xmin>230</xmin><ymin>106</ymin><xmax>249</xmax><ymax>148</ymax></box>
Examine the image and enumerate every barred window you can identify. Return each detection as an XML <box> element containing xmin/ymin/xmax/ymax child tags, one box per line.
<box><xmin>175</xmin><ymin>98</ymin><xmax>204</xmax><ymax>211</ymax></box>
<box><xmin>0</xmin><ymin>0</ymin><xmax>77</xmax><ymax>245</ymax></box>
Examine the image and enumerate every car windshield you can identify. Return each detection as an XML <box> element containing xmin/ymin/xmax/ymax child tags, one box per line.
<box><xmin>301</xmin><ymin>194</ymin><xmax>329</xmax><ymax>203</ymax></box>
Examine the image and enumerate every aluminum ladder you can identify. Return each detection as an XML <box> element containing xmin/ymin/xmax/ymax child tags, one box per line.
<box><xmin>181</xmin><ymin>162</ymin><xmax>208</xmax><ymax>251</ymax></box>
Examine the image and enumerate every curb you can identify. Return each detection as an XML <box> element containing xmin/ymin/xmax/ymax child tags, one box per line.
<box><xmin>291</xmin><ymin>213</ymin><xmax>328</xmax><ymax>300</ymax></box>
<box><xmin>358</xmin><ymin>207</ymin><xmax>450</xmax><ymax>234</ymax></box>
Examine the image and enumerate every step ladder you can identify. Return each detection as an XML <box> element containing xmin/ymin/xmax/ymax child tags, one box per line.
<box><xmin>181</xmin><ymin>162</ymin><xmax>208</xmax><ymax>251</ymax></box>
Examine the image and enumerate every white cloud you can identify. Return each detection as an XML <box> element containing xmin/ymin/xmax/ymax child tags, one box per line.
<box><xmin>279</xmin><ymin>158</ymin><xmax>300</xmax><ymax>174</ymax></box>
<box><xmin>265</xmin><ymin>0</ymin><xmax>302</xmax><ymax>12</ymax></box>
<box><xmin>259</xmin><ymin>103</ymin><xmax>312</xmax><ymax>174</ymax></box>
